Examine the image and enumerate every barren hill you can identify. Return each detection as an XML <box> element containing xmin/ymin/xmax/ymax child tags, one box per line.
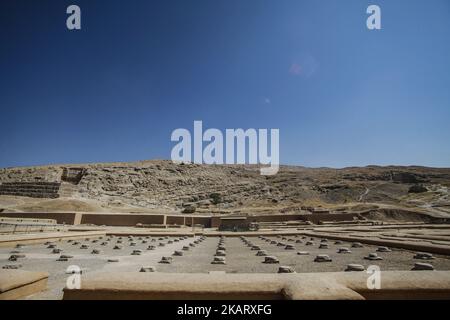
<box><xmin>1</xmin><ymin>160</ymin><xmax>449</xmax><ymax>220</ymax></box>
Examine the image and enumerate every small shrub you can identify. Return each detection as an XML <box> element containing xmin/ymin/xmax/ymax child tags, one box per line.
<box><xmin>210</xmin><ymin>193</ymin><xmax>222</xmax><ymax>205</ymax></box>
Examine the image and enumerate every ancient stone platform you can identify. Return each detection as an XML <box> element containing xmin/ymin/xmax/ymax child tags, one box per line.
<box><xmin>0</xmin><ymin>182</ymin><xmax>60</xmax><ymax>199</ymax></box>
<box><xmin>0</xmin><ymin>270</ymin><xmax>49</xmax><ymax>300</ymax></box>
<box><xmin>62</xmin><ymin>271</ymin><xmax>450</xmax><ymax>300</ymax></box>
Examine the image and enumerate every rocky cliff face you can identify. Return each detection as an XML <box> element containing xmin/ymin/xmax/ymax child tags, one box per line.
<box><xmin>1</xmin><ymin>161</ymin><xmax>449</xmax><ymax>216</ymax></box>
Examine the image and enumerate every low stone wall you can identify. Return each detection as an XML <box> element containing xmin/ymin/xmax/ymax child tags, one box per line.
<box><xmin>0</xmin><ymin>212</ymin><xmax>357</xmax><ymax>229</ymax></box>
<box><xmin>80</xmin><ymin>213</ymin><xmax>165</xmax><ymax>226</ymax></box>
<box><xmin>0</xmin><ymin>231</ymin><xmax>106</xmax><ymax>247</ymax></box>
<box><xmin>302</xmin><ymin>231</ymin><xmax>450</xmax><ymax>256</ymax></box>
<box><xmin>62</xmin><ymin>271</ymin><xmax>450</xmax><ymax>300</ymax></box>
<box><xmin>304</xmin><ymin>213</ymin><xmax>359</xmax><ymax>224</ymax></box>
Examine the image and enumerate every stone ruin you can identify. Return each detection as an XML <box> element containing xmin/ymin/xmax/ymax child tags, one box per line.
<box><xmin>0</xmin><ymin>181</ymin><xmax>60</xmax><ymax>199</ymax></box>
<box><xmin>61</xmin><ymin>167</ymin><xmax>85</xmax><ymax>185</ymax></box>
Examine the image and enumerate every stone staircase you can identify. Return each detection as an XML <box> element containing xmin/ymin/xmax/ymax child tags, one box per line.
<box><xmin>0</xmin><ymin>182</ymin><xmax>60</xmax><ymax>199</ymax></box>
<box><xmin>58</xmin><ymin>182</ymin><xmax>78</xmax><ymax>197</ymax></box>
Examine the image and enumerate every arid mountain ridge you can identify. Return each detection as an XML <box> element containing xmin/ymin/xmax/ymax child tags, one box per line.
<box><xmin>0</xmin><ymin>160</ymin><xmax>449</xmax><ymax>220</ymax></box>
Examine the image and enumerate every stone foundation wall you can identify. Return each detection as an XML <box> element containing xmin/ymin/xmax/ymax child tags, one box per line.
<box><xmin>0</xmin><ymin>182</ymin><xmax>60</xmax><ymax>199</ymax></box>
<box><xmin>80</xmin><ymin>213</ymin><xmax>165</xmax><ymax>226</ymax></box>
<box><xmin>0</xmin><ymin>212</ymin><xmax>76</xmax><ymax>224</ymax></box>
<box><xmin>211</xmin><ymin>213</ymin><xmax>358</xmax><ymax>228</ymax></box>
<box><xmin>0</xmin><ymin>212</ymin><xmax>357</xmax><ymax>228</ymax></box>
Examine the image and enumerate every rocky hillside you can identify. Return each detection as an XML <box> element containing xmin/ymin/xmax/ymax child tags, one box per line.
<box><xmin>0</xmin><ymin>160</ymin><xmax>449</xmax><ymax>217</ymax></box>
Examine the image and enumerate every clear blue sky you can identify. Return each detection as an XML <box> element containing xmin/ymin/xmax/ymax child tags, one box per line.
<box><xmin>1</xmin><ymin>0</ymin><xmax>449</xmax><ymax>168</ymax></box>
